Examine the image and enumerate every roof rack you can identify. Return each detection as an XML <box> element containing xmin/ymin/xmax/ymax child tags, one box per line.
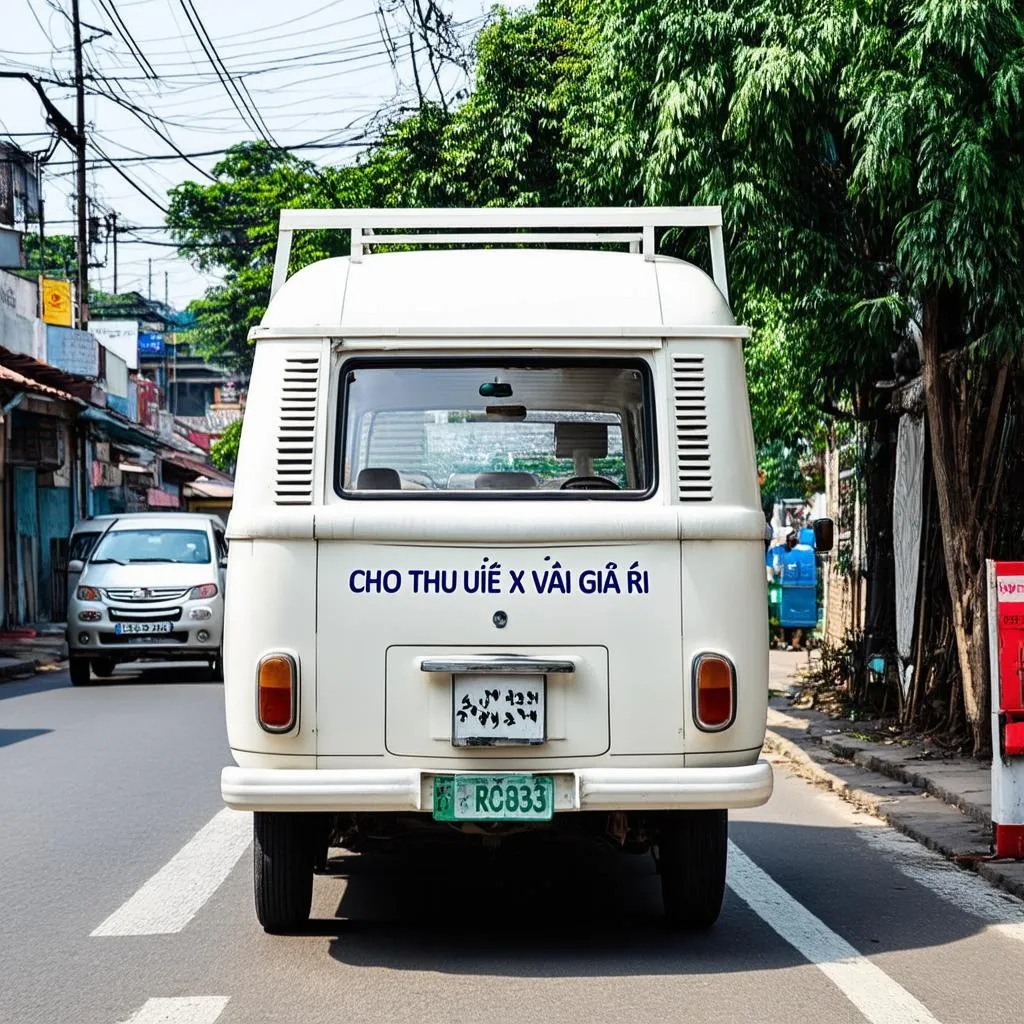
<box><xmin>270</xmin><ymin>207</ymin><xmax>731</xmax><ymax>304</ymax></box>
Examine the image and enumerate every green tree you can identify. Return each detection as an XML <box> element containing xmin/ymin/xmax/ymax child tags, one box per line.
<box><xmin>166</xmin><ymin>143</ymin><xmax>374</xmax><ymax>373</ymax></box>
<box><xmin>210</xmin><ymin>418</ymin><xmax>242</xmax><ymax>473</ymax></box>
<box><xmin>19</xmin><ymin>232</ymin><xmax>79</xmax><ymax>280</ymax></box>
<box><xmin>841</xmin><ymin>0</ymin><xmax>1024</xmax><ymax>751</ymax></box>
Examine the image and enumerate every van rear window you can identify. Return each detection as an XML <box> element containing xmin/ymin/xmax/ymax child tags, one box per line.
<box><xmin>337</xmin><ymin>360</ymin><xmax>655</xmax><ymax>497</ymax></box>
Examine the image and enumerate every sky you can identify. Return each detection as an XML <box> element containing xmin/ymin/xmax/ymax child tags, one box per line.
<box><xmin>0</xmin><ymin>0</ymin><xmax>498</xmax><ymax>310</ymax></box>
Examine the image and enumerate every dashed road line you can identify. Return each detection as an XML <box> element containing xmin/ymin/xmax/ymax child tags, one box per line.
<box><xmin>728</xmin><ymin>841</ymin><xmax>942</xmax><ymax>1024</ymax></box>
<box><xmin>117</xmin><ymin>997</ymin><xmax>229</xmax><ymax>1024</ymax></box>
<box><xmin>93</xmin><ymin>809</ymin><xmax>251</xmax><ymax>937</ymax></box>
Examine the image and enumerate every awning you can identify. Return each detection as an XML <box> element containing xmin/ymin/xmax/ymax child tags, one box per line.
<box><xmin>0</xmin><ymin>363</ymin><xmax>75</xmax><ymax>402</ymax></box>
<box><xmin>79</xmin><ymin>406</ymin><xmax>162</xmax><ymax>449</ymax></box>
<box><xmin>161</xmin><ymin>450</ymin><xmax>231</xmax><ymax>482</ymax></box>
<box><xmin>183</xmin><ymin>478</ymin><xmax>233</xmax><ymax>500</ymax></box>
<box><xmin>0</xmin><ymin>344</ymin><xmax>95</xmax><ymax>401</ymax></box>
<box><xmin>147</xmin><ymin>487</ymin><xmax>180</xmax><ymax>508</ymax></box>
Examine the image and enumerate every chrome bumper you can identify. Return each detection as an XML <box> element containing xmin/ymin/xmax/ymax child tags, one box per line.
<box><xmin>221</xmin><ymin>761</ymin><xmax>773</xmax><ymax>813</ymax></box>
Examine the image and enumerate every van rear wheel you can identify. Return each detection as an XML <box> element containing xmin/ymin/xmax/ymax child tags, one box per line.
<box><xmin>253</xmin><ymin>812</ymin><xmax>321</xmax><ymax>932</ymax></box>
<box><xmin>657</xmin><ymin>809</ymin><xmax>728</xmax><ymax>929</ymax></box>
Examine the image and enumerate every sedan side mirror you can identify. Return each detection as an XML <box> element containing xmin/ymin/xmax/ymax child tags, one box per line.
<box><xmin>68</xmin><ymin>559</ymin><xmax>84</xmax><ymax>574</ymax></box>
<box><xmin>812</xmin><ymin>518</ymin><xmax>835</xmax><ymax>553</ymax></box>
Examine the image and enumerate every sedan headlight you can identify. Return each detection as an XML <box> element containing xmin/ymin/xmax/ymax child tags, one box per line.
<box><xmin>77</xmin><ymin>586</ymin><xmax>102</xmax><ymax>601</ymax></box>
<box><xmin>189</xmin><ymin>583</ymin><xmax>219</xmax><ymax>600</ymax></box>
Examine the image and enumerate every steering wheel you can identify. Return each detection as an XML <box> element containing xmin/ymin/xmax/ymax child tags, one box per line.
<box><xmin>559</xmin><ymin>476</ymin><xmax>620</xmax><ymax>491</ymax></box>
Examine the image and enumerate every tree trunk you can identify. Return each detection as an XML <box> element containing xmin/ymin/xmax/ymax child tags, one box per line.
<box><xmin>919</xmin><ymin>291</ymin><xmax>988</xmax><ymax>755</ymax></box>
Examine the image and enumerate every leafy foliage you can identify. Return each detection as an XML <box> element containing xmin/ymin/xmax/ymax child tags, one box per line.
<box><xmin>210</xmin><ymin>418</ymin><xmax>242</xmax><ymax>473</ymax></box>
<box><xmin>166</xmin><ymin>145</ymin><xmax>374</xmax><ymax>373</ymax></box>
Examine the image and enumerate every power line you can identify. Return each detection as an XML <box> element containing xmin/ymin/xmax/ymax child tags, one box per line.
<box><xmin>87</xmin><ymin>138</ymin><xmax>169</xmax><ymax>213</ymax></box>
<box><xmin>93</xmin><ymin>0</ymin><xmax>158</xmax><ymax>79</ymax></box>
<box><xmin>175</xmin><ymin>0</ymin><xmax>271</xmax><ymax>143</ymax></box>
<box><xmin>43</xmin><ymin>131</ymin><xmax>378</xmax><ymax>167</ymax></box>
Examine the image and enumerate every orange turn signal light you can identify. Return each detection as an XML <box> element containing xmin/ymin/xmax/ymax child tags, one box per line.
<box><xmin>693</xmin><ymin>653</ymin><xmax>735</xmax><ymax>731</ymax></box>
<box><xmin>257</xmin><ymin>654</ymin><xmax>297</xmax><ymax>733</ymax></box>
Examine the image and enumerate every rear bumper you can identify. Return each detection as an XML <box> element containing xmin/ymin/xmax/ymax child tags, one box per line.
<box><xmin>221</xmin><ymin>761</ymin><xmax>773</xmax><ymax>813</ymax></box>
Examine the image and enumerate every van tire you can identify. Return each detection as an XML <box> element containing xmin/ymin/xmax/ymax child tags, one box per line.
<box><xmin>657</xmin><ymin>809</ymin><xmax>728</xmax><ymax>929</ymax></box>
<box><xmin>92</xmin><ymin>658</ymin><xmax>116</xmax><ymax>678</ymax></box>
<box><xmin>69</xmin><ymin>659</ymin><xmax>93</xmax><ymax>687</ymax></box>
<box><xmin>253</xmin><ymin>812</ymin><xmax>317</xmax><ymax>932</ymax></box>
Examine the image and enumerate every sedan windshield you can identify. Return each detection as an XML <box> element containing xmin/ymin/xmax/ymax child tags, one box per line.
<box><xmin>90</xmin><ymin>528</ymin><xmax>211</xmax><ymax>565</ymax></box>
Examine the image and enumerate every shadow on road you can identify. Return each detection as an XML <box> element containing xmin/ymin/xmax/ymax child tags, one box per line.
<box><xmin>0</xmin><ymin>662</ymin><xmax>219</xmax><ymax>701</ymax></box>
<box><xmin>0</xmin><ymin>727</ymin><xmax>53</xmax><ymax>747</ymax></box>
<box><xmin>290</xmin><ymin>821</ymin><xmax>1017</xmax><ymax>976</ymax></box>
<box><xmin>316</xmin><ymin>835</ymin><xmax>807</xmax><ymax>975</ymax></box>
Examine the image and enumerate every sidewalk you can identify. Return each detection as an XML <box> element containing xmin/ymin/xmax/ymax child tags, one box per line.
<box><xmin>765</xmin><ymin>650</ymin><xmax>1024</xmax><ymax>899</ymax></box>
<box><xmin>0</xmin><ymin>627</ymin><xmax>67</xmax><ymax>681</ymax></box>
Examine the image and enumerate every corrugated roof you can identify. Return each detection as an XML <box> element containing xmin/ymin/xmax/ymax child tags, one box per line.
<box><xmin>0</xmin><ymin>362</ymin><xmax>75</xmax><ymax>401</ymax></box>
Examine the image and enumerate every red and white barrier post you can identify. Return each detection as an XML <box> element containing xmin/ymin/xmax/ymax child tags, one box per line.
<box><xmin>988</xmin><ymin>560</ymin><xmax>1024</xmax><ymax>858</ymax></box>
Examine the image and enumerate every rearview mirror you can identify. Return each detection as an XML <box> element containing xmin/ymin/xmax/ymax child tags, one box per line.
<box><xmin>68</xmin><ymin>559</ymin><xmax>84</xmax><ymax>574</ymax></box>
<box><xmin>812</xmin><ymin>518</ymin><xmax>835</xmax><ymax>553</ymax></box>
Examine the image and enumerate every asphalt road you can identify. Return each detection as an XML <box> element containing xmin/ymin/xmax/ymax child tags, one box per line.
<box><xmin>3</xmin><ymin>663</ymin><xmax>1024</xmax><ymax>1024</ymax></box>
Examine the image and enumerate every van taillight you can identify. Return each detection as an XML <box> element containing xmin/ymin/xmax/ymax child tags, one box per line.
<box><xmin>257</xmin><ymin>654</ymin><xmax>297</xmax><ymax>732</ymax></box>
<box><xmin>693</xmin><ymin>654</ymin><xmax>735</xmax><ymax>731</ymax></box>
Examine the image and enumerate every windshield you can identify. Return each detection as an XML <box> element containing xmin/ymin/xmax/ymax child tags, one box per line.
<box><xmin>90</xmin><ymin>528</ymin><xmax>211</xmax><ymax>564</ymax></box>
<box><xmin>339</xmin><ymin>361</ymin><xmax>654</xmax><ymax>496</ymax></box>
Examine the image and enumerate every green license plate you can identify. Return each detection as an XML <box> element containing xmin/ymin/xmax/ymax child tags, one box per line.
<box><xmin>432</xmin><ymin>774</ymin><xmax>554</xmax><ymax>822</ymax></box>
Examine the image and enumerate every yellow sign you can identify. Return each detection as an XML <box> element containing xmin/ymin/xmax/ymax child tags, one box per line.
<box><xmin>41</xmin><ymin>277</ymin><xmax>73</xmax><ymax>326</ymax></box>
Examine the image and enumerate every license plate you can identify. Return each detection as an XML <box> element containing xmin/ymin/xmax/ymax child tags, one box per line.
<box><xmin>113</xmin><ymin>622</ymin><xmax>173</xmax><ymax>635</ymax></box>
<box><xmin>452</xmin><ymin>674</ymin><xmax>545</xmax><ymax>746</ymax></box>
<box><xmin>433</xmin><ymin>774</ymin><xmax>554</xmax><ymax>822</ymax></box>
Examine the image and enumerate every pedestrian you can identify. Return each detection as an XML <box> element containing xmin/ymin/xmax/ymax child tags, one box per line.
<box><xmin>778</xmin><ymin>528</ymin><xmax>804</xmax><ymax>651</ymax></box>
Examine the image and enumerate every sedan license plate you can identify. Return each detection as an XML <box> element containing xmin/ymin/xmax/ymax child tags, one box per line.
<box><xmin>433</xmin><ymin>774</ymin><xmax>554</xmax><ymax>822</ymax></box>
<box><xmin>452</xmin><ymin>673</ymin><xmax>545</xmax><ymax>746</ymax></box>
<box><xmin>113</xmin><ymin>622</ymin><xmax>173</xmax><ymax>635</ymax></box>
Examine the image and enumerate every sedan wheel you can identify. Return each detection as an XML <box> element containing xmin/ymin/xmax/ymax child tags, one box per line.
<box><xmin>69</xmin><ymin>659</ymin><xmax>93</xmax><ymax>687</ymax></box>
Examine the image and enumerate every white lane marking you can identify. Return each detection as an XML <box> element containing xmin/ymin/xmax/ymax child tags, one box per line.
<box><xmin>117</xmin><ymin>997</ymin><xmax>229</xmax><ymax>1024</ymax></box>
<box><xmin>727</xmin><ymin>841</ymin><xmax>941</xmax><ymax>1024</ymax></box>
<box><xmin>855</xmin><ymin>826</ymin><xmax>1024</xmax><ymax>943</ymax></box>
<box><xmin>93</xmin><ymin>809</ymin><xmax>252</xmax><ymax>936</ymax></box>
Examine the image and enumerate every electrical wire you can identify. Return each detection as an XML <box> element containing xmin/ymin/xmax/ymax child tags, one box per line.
<box><xmin>175</xmin><ymin>0</ymin><xmax>271</xmax><ymax>143</ymax></box>
<box><xmin>93</xmin><ymin>0</ymin><xmax>158</xmax><ymax>79</ymax></box>
<box><xmin>87</xmin><ymin>138</ymin><xmax>169</xmax><ymax>213</ymax></box>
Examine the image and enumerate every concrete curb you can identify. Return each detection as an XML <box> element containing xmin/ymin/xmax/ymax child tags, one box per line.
<box><xmin>0</xmin><ymin>657</ymin><xmax>41</xmax><ymax>681</ymax></box>
<box><xmin>814</xmin><ymin>732</ymin><xmax>991</xmax><ymax>826</ymax></box>
<box><xmin>765</xmin><ymin>726</ymin><xmax>1024</xmax><ymax>901</ymax></box>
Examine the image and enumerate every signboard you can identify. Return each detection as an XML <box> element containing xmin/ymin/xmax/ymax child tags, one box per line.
<box><xmin>0</xmin><ymin>302</ymin><xmax>45</xmax><ymax>359</ymax></box>
<box><xmin>989</xmin><ymin>560</ymin><xmax>1024</xmax><ymax>859</ymax></box>
<box><xmin>0</xmin><ymin>227</ymin><xmax>22</xmax><ymax>269</ymax></box>
<box><xmin>138</xmin><ymin>330</ymin><xmax>164</xmax><ymax>356</ymax></box>
<box><xmin>41</xmin><ymin>277</ymin><xmax>73</xmax><ymax>326</ymax></box>
<box><xmin>45</xmin><ymin>325</ymin><xmax>98</xmax><ymax>377</ymax></box>
<box><xmin>0</xmin><ymin>268</ymin><xmax>37</xmax><ymax>318</ymax></box>
<box><xmin>89</xmin><ymin>319</ymin><xmax>139</xmax><ymax>370</ymax></box>
<box><xmin>995</xmin><ymin>563</ymin><xmax>1024</xmax><ymax>715</ymax></box>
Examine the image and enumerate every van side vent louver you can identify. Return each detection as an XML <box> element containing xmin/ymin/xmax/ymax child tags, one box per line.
<box><xmin>274</xmin><ymin>355</ymin><xmax>320</xmax><ymax>505</ymax></box>
<box><xmin>672</xmin><ymin>354</ymin><xmax>712</xmax><ymax>502</ymax></box>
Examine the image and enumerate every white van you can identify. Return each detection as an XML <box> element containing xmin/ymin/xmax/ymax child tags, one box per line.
<box><xmin>222</xmin><ymin>208</ymin><xmax>777</xmax><ymax>932</ymax></box>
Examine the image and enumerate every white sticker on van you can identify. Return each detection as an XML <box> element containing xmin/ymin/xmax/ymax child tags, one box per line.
<box><xmin>347</xmin><ymin>557</ymin><xmax>650</xmax><ymax>596</ymax></box>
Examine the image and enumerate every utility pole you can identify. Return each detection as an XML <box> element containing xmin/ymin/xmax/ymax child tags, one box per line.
<box><xmin>110</xmin><ymin>211</ymin><xmax>118</xmax><ymax>293</ymax></box>
<box><xmin>164</xmin><ymin>270</ymin><xmax>168</xmax><ymax>307</ymax></box>
<box><xmin>148</xmin><ymin>257</ymin><xmax>152</xmax><ymax>300</ymax></box>
<box><xmin>72</xmin><ymin>0</ymin><xmax>89</xmax><ymax>327</ymax></box>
